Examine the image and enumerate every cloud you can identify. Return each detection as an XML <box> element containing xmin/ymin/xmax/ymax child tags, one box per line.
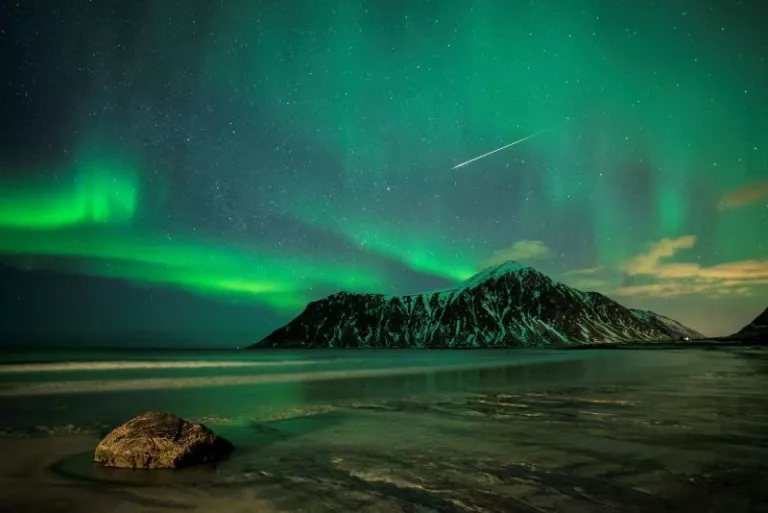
<box><xmin>698</xmin><ymin>261</ymin><xmax>768</xmax><ymax>280</ymax></box>
<box><xmin>615</xmin><ymin>279</ymin><xmax>768</xmax><ymax>299</ymax></box>
<box><xmin>616</xmin><ymin>235</ymin><xmax>768</xmax><ymax>298</ymax></box>
<box><xmin>718</xmin><ymin>179</ymin><xmax>768</xmax><ymax>211</ymax></box>
<box><xmin>558</xmin><ymin>266</ymin><xmax>611</xmax><ymax>291</ymax></box>
<box><xmin>563</xmin><ymin>277</ymin><xmax>612</xmax><ymax>291</ymax></box>
<box><xmin>615</xmin><ymin>281</ymin><xmax>759</xmax><ymax>298</ymax></box>
<box><xmin>482</xmin><ymin>240</ymin><xmax>550</xmax><ymax>268</ymax></box>
<box><xmin>563</xmin><ymin>266</ymin><xmax>604</xmax><ymax>276</ymax></box>
<box><xmin>623</xmin><ymin>236</ymin><xmax>696</xmax><ymax>276</ymax></box>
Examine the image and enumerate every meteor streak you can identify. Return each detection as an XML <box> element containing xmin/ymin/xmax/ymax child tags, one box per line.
<box><xmin>451</xmin><ymin>130</ymin><xmax>546</xmax><ymax>169</ymax></box>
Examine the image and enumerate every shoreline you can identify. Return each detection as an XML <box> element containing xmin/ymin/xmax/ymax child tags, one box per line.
<box><xmin>1</xmin><ymin>348</ymin><xmax>766</xmax><ymax>512</ymax></box>
<box><xmin>247</xmin><ymin>338</ymin><xmax>766</xmax><ymax>350</ymax></box>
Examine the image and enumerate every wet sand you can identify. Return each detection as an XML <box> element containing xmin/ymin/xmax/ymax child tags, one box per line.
<box><xmin>1</xmin><ymin>348</ymin><xmax>767</xmax><ymax>512</ymax></box>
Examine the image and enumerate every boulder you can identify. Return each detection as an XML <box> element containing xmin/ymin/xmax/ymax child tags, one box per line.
<box><xmin>93</xmin><ymin>411</ymin><xmax>234</xmax><ymax>469</ymax></box>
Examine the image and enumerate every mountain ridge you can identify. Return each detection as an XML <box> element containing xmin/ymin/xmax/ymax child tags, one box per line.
<box><xmin>629</xmin><ymin>308</ymin><xmax>706</xmax><ymax>340</ymax></box>
<box><xmin>732</xmin><ymin>307</ymin><xmax>768</xmax><ymax>339</ymax></box>
<box><xmin>250</xmin><ymin>261</ymin><xmax>703</xmax><ymax>349</ymax></box>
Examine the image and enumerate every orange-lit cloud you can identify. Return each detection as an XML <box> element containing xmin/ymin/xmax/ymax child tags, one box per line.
<box><xmin>623</xmin><ymin>236</ymin><xmax>696</xmax><ymax>276</ymax></box>
<box><xmin>482</xmin><ymin>240</ymin><xmax>550</xmax><ymax>268</ymax></box>
<box><xmin>616</xmin><ymin>235</ymin><xmax>768</xmax><ymax>298</ymax></box>
<box><xmin>718</xmin><ymin>179</ymin><xmax>768</xmax><ymax>211</ymax></box>
<box><xmin>615</xmin><ymin>279</ymin><xmax>768</xmax><ymax>299</ymax></box>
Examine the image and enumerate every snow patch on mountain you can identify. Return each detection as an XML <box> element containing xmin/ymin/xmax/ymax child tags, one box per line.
<box><xmin>629</xmin><ymin>309</ymin><xmax>706</xmax><ymax>340</ymax></box>
<box><xmin>252</xmin><ymin>262</ymin><xmax>703</xmax><ymax>349</ymax></box>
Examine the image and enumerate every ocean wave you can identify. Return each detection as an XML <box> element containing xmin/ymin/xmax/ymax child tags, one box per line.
<box><xmin>0</xmin><ymin>360</ymin><xmax>319</xmax><ymax>373</ymax></box>
<box><xmin>0</xmin><ymin>360</ymin><xmax>517</xmax><ymax>396</ymax></box>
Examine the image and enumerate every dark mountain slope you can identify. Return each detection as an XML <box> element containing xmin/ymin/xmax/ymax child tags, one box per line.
<box><xmin>732</xmin><ymin>307</ymin><xmax>768</xmax><ymax>340</ymax></box>
<box><xmin>252</xmin><ymin>262</ymin><xmax>700</xmax><ymax>349</ymax></box>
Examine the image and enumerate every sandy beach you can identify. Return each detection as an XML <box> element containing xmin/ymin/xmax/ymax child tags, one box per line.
<box><xmin>0</xmin><ymin>347</ymin><xmax>766</xmax><ymax>512</ymax></box>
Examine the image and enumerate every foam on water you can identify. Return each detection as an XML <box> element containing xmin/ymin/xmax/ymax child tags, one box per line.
<box><xmin>0</xmin><ymin>358</ymin><xmax>544</xmax><ymax>396</ymax></box>
<box><xmin>0</xmin><ymin>349</ymin><xmax>717</xmax><ymax>441</ymax></box>
<box><xmin>0</xmin><ymin>360</ymin><xmax>320</xmax><ymax>374</ymax></box>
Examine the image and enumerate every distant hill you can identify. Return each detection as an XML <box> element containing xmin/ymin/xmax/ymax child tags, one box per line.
<box><xmin>731</xmin><ymin>307</ymin><xmax>768</xmax><ymax>340</ymax></box>
<box><xmin>251</xmin><ymin>261</ymin><xmax>702</xmax><ymax>349</ymax></box>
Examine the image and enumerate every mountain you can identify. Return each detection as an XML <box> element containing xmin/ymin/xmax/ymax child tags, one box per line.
<box><xmin>732</xmin><ymin>307</ymin><xmax>768</xmax><ymax>339</ymax></box>
<box><xmin>250</xmin><ymin>261</ymin><xmax>701</xmax><ymax>349</ymax></box>
<box><xmin>629</xmin><ymin>309</ymin><xmax>706</xmax><ymax>340</ymax></box>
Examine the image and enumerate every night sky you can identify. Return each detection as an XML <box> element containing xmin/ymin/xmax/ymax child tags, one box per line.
<box><xmin>1</xmin><ymin>0</ymin><xmax>766</xmax><ymax>342</ymax></box>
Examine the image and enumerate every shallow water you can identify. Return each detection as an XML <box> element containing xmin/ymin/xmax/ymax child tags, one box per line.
<box><xmin>1</xmin><ymin>347</ymin><xmax>766</xmax><ymax>512</ymax></box>
<box><xmin>0</xmin><ymin>348</ymin><xmax>699</xmax><ymax>431</ymax></box>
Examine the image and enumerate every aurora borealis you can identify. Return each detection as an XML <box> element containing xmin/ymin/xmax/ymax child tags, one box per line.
<box><xmin>1</xmin><ymin>0</ymin><xmax>766</xmax><ymax>340</ymax></box>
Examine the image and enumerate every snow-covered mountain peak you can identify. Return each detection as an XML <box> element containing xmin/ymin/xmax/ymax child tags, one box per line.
<box><xmin>459</xmin><ymin>260</ymin><xmax>550</xmax><ymax>291</ymax></box>
<box><xmin>251</xmin><ymin>263</ymin><xmax>704</xmax><ymax>349</ymax></box>
<box><xmin>410</xmin><ymin>261</ymin><xmax>542</xmax><ymax>298</ymax></box>
<box><xmin>468</xmin><ymin>260</ymin><xmax>531</xmax><ymax>281</ymax></box>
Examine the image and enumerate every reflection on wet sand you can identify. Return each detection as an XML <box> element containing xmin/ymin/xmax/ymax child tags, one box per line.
<box><xmin>1</xmin><ymin>349</ymin><xmax>767</xmax><ymax>512</ymax></box>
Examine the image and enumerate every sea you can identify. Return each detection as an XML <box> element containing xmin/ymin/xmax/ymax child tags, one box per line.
<box><xmin>0</xmin><ymin>346</ymin><xmax>766</xmax><ymax>512</ymax></box>
<box><xmin>0</xmin><ymin>347</ymin><xmax>705</xmax><ymax>431</ymax></box>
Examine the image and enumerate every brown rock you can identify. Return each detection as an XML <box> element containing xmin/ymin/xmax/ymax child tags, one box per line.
<box><xmin>93</xmin><ymin>411</ymin><xmax>234</xmax><ymax>469</ymax></box>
